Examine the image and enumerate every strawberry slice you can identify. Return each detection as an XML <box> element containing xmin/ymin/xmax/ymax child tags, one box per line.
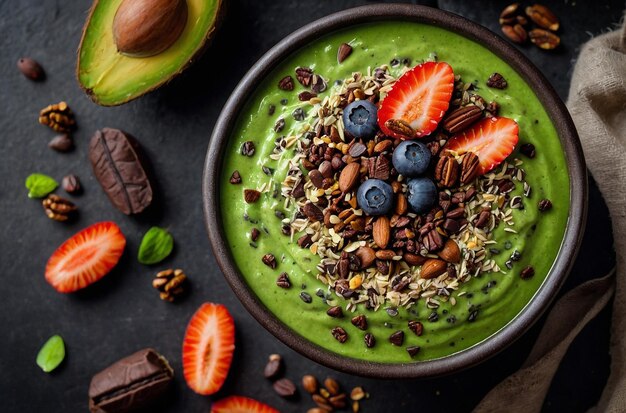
<box><xmin>444</xmin><ymin>116</ymin><xmax>519</xmax><ymax>174</ymax></box>
<box><xmin>211</xmin><ymin>395</ymin><xmax>278</xmax><ymax>413</ymax></box>
<box><xmin>183</xmin><ymin>302</ymin><xmax>235</xmax><ymax>395</ymax></box>
<box><xmin>378</xmin><ymin>61</ymin><xmax>454</xmax><ymax>139</ymax></box>
<box><xmin>45</xmin><ymin>221</ymin><xmax>126</xmax><ymax>293</ymax></box>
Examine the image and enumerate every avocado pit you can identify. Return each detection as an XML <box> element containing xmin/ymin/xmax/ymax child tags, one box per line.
<box><xmin>113</xmin><ymin>0</ymin><xmax>188</xmax><ymax>57</ymax></box>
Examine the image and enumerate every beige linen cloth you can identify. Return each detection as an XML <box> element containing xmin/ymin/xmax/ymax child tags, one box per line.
<box><xmin>474</xmin><ymin>15</ymin><xmax>626</xmax><ymax>413</ymax></box>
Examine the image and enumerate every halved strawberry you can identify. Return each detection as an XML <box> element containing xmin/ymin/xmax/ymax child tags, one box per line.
<box><xmin>378</xmin><ymin>61</ymin><xmax>454</xmax><ymax>139</ymax></box>
<box><xmin>45</xmin><ymin>221</ymin><xmax>126</xmax><ymax>293</ymax></box>
<box><xmin>183</xmin><ymin>302</ymin><xmax>235</xmax><ymax>395</ymax></box>
<box><xmin>211</xmin><ymin>395</ymin><xmax>278</xmax><ymax>413</ymax></box>
<box><xmin>444</xmin><ymin>116</ymin><xmax>519</xmax><ymax>174</ymax></box>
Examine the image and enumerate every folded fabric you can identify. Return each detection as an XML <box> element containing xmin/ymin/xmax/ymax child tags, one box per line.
<box><xmin>474</xmin><ymin>13</ymin><xmax>626</xmax><ymax>413</ymax></box>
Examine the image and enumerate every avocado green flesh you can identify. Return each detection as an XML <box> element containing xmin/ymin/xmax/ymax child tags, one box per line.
<box><xmin>220</xmin><ymin>22</ymin><xmax>570</xmax><ymax>362</ymax></box>
<box><xmin>78</xmin><ymin>0</ymin><xmax>220</xmax><ymax>106</ymax></box>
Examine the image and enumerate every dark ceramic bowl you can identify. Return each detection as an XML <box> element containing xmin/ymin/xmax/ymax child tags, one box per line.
<box><xmin>203</xmin><ymin>4</ymin><xmax>587</xmax><ymax>378</ymax></box>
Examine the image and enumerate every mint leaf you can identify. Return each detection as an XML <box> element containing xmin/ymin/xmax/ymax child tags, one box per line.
<box><xmin>36</xmin><ymin>335</ymin><xmax>65</xmax><ymax>373</ymax></box>
<box><xmin>26</xmin><ymin>173</ymin><xmax>58</xmax><ymax>198</ymax></box>
<box><xmin>138</xmin><ymin>227</ymin><xmax>174</xmax><ymax>265</ymax></box>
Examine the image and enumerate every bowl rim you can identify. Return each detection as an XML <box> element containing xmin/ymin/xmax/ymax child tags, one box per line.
<box><xmin>202</xmin><ymin>3</ymin><xmax>587</xmax><ymax>378</ymax></box>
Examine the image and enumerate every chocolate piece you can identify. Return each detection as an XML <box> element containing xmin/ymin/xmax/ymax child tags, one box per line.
<box><xmin>89</xmin><ymin>128</ymin><xmax>153</xmax><ymax>215</ymax></box>
<box><xmin>88</xmin><ymin>348</ymin><xmax>173</xmax><ymax>413</ymax></box>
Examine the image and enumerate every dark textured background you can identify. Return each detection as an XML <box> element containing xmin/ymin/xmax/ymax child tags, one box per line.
<box><xmin>0</xmin><ymin>0</ymin><xmax>622</xmax><ymax>411</ymax></box>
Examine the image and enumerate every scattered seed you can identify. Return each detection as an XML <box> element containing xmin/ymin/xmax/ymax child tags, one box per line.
<box><xmin>241</xmin><ymin>141</ymin><xmax>255</xmax><ymax>156</ymax></box>
<box><xmin>408</xmin><ymin>320</ymin><xmax>424</xmax><ymax>336</ymax></box>
<box><xmin>278</xmin><ymin>76</ymin><xmax>294</xmax><ymax>91</ymax></box>
<box><xmin>327</xmin><ymin>306</ymin><xmax>343</xmax><ymax>318</ymax></box>
<box><xmin>389</xmin><ymin>331</ymin><xmax>404</xmax><ymax>346</ymax></box>
<box><xmin>262</xmin><ymin>254</ymin><xmax>277</xmax><ymax>269</ymax></box>
<box><xmin>229</xmin><ymin>170</ymin><xmax>242</xmax><ymax>184</ymax></box>
<box><xmin>351</xmin><ymin>314</ymin><xmax>368</xmax><ymax>330</ymax></box>
<box><xmin>406</xmin><ymin>346</ymin><xmax>421</xmax><ymax>357</ymax></box>
<box><xmin>538</xmin><ymin>199</ymin><xmax>553</xmax><ymax>211</ymax></box>
<box><xmin>487</xmin><ymin>72</ymin><xmax>507</xmax><ymax>89</ymax></box>
<box><xmin>364</xmin><ymin>333</ymin><xmax>376</xmax><ymax>348</ymax></box>
<box><xmin>332</xmin><ymin>327</ymin><xmax>348</xmax><ymax>343</ymax></box>
<box><xmin>520</xmin><ymin>265</ymin><xmax>535</xmax><ymax>279</ymax></box>
<box><xmin>300</xmin><ymin>291</ymin><xmax>313</xmax><ymax>303</ymax></box>
<box><xmin>276</xmin><ymin>272</ymin><xmax>291</xmax><ymax>288</ymax></box>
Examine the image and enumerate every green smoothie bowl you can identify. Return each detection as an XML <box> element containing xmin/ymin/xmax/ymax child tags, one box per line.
<box><xmin>202</xmin><ymin>4</ymin><xmax>586</xmax><ymax>378</ymax></box>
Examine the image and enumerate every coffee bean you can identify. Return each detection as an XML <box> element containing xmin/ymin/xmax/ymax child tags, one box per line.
<box><xmin>17</xmin><ymin>57</ymin><xmax>45</xmax><ymax>81</ymax></box>
<box><xmin>264</xmin><ymin>354</ymin><xmax>283</xmax><ymax>380</ymax></box>
<box><xmin>273</xmin><ymin>378</ymin><xmax>296</xmax><ymax>397</ymax></box>
<box><xmin>62</xmin><ymin>174</ymin><xmax>81</xmax><ymax>194</ymax></box>
<box><xmin>48</xmin><ymin>134</ymin><xmax>73</xmax><ymax>152</ymax></box>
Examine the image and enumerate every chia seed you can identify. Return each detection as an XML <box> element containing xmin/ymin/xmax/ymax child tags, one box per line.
<box><xmin>504</xmin><ymin>241</ymin><xmax>513</xmax><ymax>250</ymax></box>
<box><xmin>280</xmin><ymin>98</ymin><xmax>288</xmax><ymax>105</ymax></box>
<box><xmin>428</xmin><ymin>312</ymin><xmax>439</xmax><ymax>322</ymax></box>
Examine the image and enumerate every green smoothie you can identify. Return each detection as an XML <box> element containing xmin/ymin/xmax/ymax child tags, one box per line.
<box><xmin>219</xmin><ymin>21</ymin><xmax>569</xmax><ymax>362</ymax></box>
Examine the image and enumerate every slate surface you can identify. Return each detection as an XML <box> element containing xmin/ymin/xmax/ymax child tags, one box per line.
<box><xmin>0</xmin><ymin>0</ymin><xmax>621</xmax><ymax>411</ymax></box>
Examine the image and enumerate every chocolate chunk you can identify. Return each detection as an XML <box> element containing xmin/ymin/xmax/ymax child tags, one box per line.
<box><xmin>89</xmin><ymin>128</ymin><xmax>153</xmax><ymax>215</ymax></box>
<box><xmin>88</xmin><ymin>348</ymin><xmax>173</xmax><ymax>413</ymax></box>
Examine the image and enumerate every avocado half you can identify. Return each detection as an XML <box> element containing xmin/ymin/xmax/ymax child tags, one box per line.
<box><xmin>77</xmin><ymin>0</ymin><xmax>222</xmax><ymax>106</ymax></box>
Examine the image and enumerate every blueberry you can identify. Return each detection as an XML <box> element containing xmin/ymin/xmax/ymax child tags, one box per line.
<box><xmin>356</xmin><ymin>179</ymin><xmax>393</xmax><ymax>216</ymax></box>
<box><xmin>392</xmin><ymin>140</ymin><xmax>431</xmax><ymax>177</ymax></box>
<box><xmin>342</xmin><ymin>100</ymin><xmax>378</xmax><ymax>140</ymax></box>
<box><xmin>406</xmin><ymin>177</ymin><xmax>437</xmax><ymax>214</ymax></box>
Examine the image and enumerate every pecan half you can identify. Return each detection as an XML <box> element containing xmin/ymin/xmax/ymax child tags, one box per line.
<box><xmin>42</xmin><ymin>194</ymin><xmax>77</xmax><ymax>222</ymax></box>
<box><xmin>153</xmin><ymin>268</ymin><xmax>187</xmax><ymax>302</ymax></box>
<box><xmin>442</xmin><ymin>105</ymin><xmax>483</xmax><ymax>133</ymax></box>
<box><xmin>529</xmin><ymin>29</ymin><xmax>560</xmax><ymax>50</ymax></box>
<box><xmin>460</xmin><ymin>152</ymin><xmax>480</xmax><ymax>185</ymax></box>
<box><xmin>525</xmin><ymin>4</ymin><xmax>559</xmax><ymax>31</ymax></box>
<box><xmin>384</xmin><ymin>119</ymin><xmax>414</xmax><ymax>138</ymax></box>
<box><xmin>501</xmin><ymin>24</ymin><xmax>528</xmax><ymax>44</ymax></box>
<box><xmin>434</xmin><ymin>155</ymin><xmax>459</xmax><ymax>188</ymax></box>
